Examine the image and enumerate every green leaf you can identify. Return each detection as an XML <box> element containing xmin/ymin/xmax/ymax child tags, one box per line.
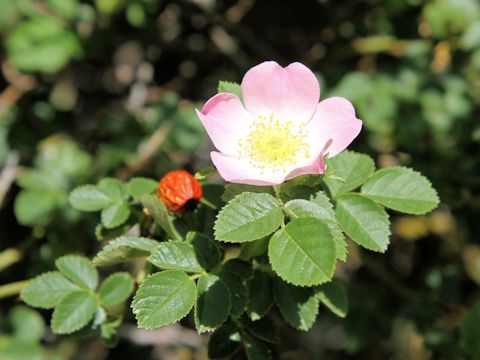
<box><xmin>9</xmin><ymin>306</ymin><xmax>45</xmax><ymax>343</ymax></box>
<box><xmin>315</xmin><ymin>281</ymin><xmax>348</xmax><ymax>318</ymax></box>
<box><xmin>201</xmin><ymin>183</ymin><xmax>225</xmax><ymax>209</ymax></box>
<box><xmin>208</xmin><ymin>322</ymin><xmax>242</xmax><ymax>360</ymax></box>
<box><xmin>55</xmin><ymin>255</ymin><xmax>99</xmax><ymax>290</ymax></box>
<box><xmin>273</xmin><ymin>278</ymin><xmax>319</xmax><ymax>331</ymax></box>
<box><xmin>69</xmin><ymin>185</ymin><xmax>111</xmax><ymax>211</ymax></box>
<box><xmin>242</xmin><ymin>317</ymin><xmax>279</xmax><ymax>344</ymax></box>
<box><xmin>218</xmin><ymin>260</ymin><xmax>252</xmax><ymax>317</ymax></box>
<box><xmin>459</xmin><ymin>301</ymin><xmax>480</xmax><ymax>355</ymax></box>
<box><xmin>222</xmin><ymin>184</ymin><xmax>273</xmax><ymax>203</ymax></box>
<box><xmin>98</xmin><ymin>178</ymin><xmax>128</xmax><ymax>201</ymax></box>
<box><xmin>269</xmin><ymin>217</ymin><xmax>336</xmax><ymax>286</ymax></box>
<box><xmin>14</xmin><ymin>190</ymin><xmax>57</xmax><ymax>225</ymax></box>
<box><xmin>186</xmin><ymin>232</ymin><xmax>223</xmax><ymax>271</ymax></box>
<box><xmin>131</xmin><ymin>271</ymin><xmax>196</xmax><ymax>329</ymax></box>
<box><xmin>214</xmin><ymin>193</ymin><xmax>284</xmax><ymax>243</ymax></box>
<box><xmin>284</xmin><ymin>198</ymin><xmax>347</xmax><ymax>261</ymax></box>
<box><xmin>127</xmin><ymin>177</ymin><xmax>158</xmax><ymax>199</ymax></box>
<box><xmin>324</xmin><ymin>151</ymin><xmax>375</xmax><ymax>197</ymax></box>
<box><xmin>51</xmin><ymin>290</ymin><xmax>98</xmax><ymax>334</ymax></box>
<box><xmin>101</xmin><ymin>202</ymin><xmax>131</xmax><ymax>229</ymax></box>
<box><xmin>218</xmin><ymin>81</ymin><xmax>243</xmax><ymax>100</ymax></box>
<box><xmin>99</xmin><ymin>272</ymin><xmax>134</xmax><ymax>306</ymax></box>
<box><xmin>242</xmin><ymin>331</ymin><xmax>272</xmax><ymax>360</ymax></box>
<box><xmin>17</xmin><ymin>169</ymin><xmax>66</xmax><ymax>191</ymax></box>
<box><xmin>361</xmin><ymin>167</ymin><xmax>440</xmax><ymax>214</ymax></box>
<box><xmin>148</xmin><ymin>241</ymin><xmax>204</xmax><ymax>273</ymax></box>
<box><xmin>21</xmin><ymin>271</ymin><xmax>78</xmax><ymax>309</ymax></box>
<box><xmin>140</xmin><ymin>194</ymin><xmax>182</xmax><ymax>241</ymax></box>
<box><xmin>93</xmin><ymin>236</ymin><xmax>160</xmax><ymax>266</ymax></box>
<box><xmin>240</xmin><ymin>237</ymin><xmax>270</xmax><ymax>260</ymax></box>
<box><xmin>246</xmin><ymin>270</ymin><xmax>273</xmax><ymax>321</ymax></box>
<box><xmin>194</xmin><ymin>166</ymin><xmax>217</xmax><ymax>180</ymax></box>
<box><xmin>335</xmin><ymin>194</ymin><xmax>391</xmax><ymax>252</ymax></box>
<box><xmin>6</xmin><ymin>17</ymin><xmax>82</xmax><ymax>73</ymax></box>
<box><xmin>195</xmin><ymin>274</ymin><xmax>231</xmax><ymax>333</ymax></box>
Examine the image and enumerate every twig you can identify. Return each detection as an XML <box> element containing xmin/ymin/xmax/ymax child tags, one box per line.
<box><xmin>0</xmin><ymin>248</ymin><xmax>22</xmax><ymax>272</ymax></box>
<box><xmin>0</xmin><ymin>280</ymin><xmax>30</xmax><ymax>300</ymax></box>
<box><xmin>0</xmin><ymin>151</ymin><xmax>21</xmax><ymax>207</ymax></box>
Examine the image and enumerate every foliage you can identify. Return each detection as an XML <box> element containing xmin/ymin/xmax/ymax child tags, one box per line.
<box><xmin>1</xmin><ymin>0</ymin><xmax>479</xmax><ymax>359</ymax></box>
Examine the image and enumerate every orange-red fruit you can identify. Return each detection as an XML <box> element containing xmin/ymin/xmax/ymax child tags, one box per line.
<box><xmin>157</xmin><ymin>170</ymin><xmax>203</xmax><ymax>213</ymax></box>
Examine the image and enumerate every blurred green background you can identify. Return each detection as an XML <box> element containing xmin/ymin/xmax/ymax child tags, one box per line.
<box><xmin>0</xmin><ymin>0</ymin><xmax>479</xmax><ymax>359</ymax></box>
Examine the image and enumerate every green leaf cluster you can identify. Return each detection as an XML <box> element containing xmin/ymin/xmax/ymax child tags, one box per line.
<box><xmin>69</xmin><ymin>177</ymin><xmax>157</xmax><ymax>230</ymax></box>
<box><xmin>20</xmin><ymin>255</ymin><xmax>133</xmax><ymax>344</ymax></box>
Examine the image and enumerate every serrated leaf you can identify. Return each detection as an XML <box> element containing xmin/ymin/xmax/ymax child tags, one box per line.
<box><xmin>273</xmin><ymin>278</ymin><xmax>319</xmax><ymax>331</ymax></box>
<box><xmin>69</xmin><ymin>185</ymin><xmax>111</xmax><ymax>211</ymax></box>
<box><xmin>324</xmin><ymin>151</ymin><xmax>375</xmax><ymax>197</ymax></box>
<box><xmin>127</xmin><ymin>177</ymin><xmax>158</xmax><ymax>199</ymax></box>
<box><xmin>208</xmin><ymin>322</ymin><xmax>242</xmax><ymax>360</ymax></box>
<box><xmin>101</xmin><ymin>202</ymin><xmax>130</xmax><ymax>229</ymax></box>
<box><xmin>98</xmin><ymin>178</ymin><xmax>128</xmax><ymax>201</ymax></box>
<box><xmin>222</xmin><ymin>184</ymin><xmax>273</xmax><ymax>202</ymax></box>
<box><xmin>246</xmin><ymin>270</ymin><xmax>273</xmax><ymax>321</ymax></box>
<box><xmin>195</xmin><ymin>274</ymin><xmax>231</xmax><ymax>333</ymax></box>
<box><xmin>217</xmin><ymin>260</ymin><xmax>253</xmax><ymax>315</ymax></box>
<box><xmin>280</xmin><ymin>184</ymin><xmax>318</xmax><ymax>202</ymax></box>
<box><xmin>215</xmin><ymin>192</ymin><xmax>284</xmax><ymax>243</ymax></box>
<box><xmin>242</xmin><ymin>331</ymin><xmax>271</xmax><ymax>360</ymax></box>
<box><xmin>240</xmin><ymin>237</ymin><xmax>270</xmax><ymax>260</ymax></box>
<box><xmin>140</xmin><ymin>194</ymin><xmax>182</xmax><ymax>241</ymax></box>
<box><xmin>187</xmin><ymin>232</ymin><xmax>223</xmax><ymax>271</ymax></box>
<box><xmin>284</xmin><ymin>198</ymin><xmax>347</xmax><ymax>261</ymax></box>
<box><xmin>20</xmin><ymin>271</ymin><xmax>78</xmax><ymax>309</ymax></box>
<box><xmin>218</xmin><ymin>81</ymin><xmax>243</xmax><ymax>100</ymax></box>
<box><xmin>93</xmin><ymin>236</ymin><xmax>160</xmax><ymax>266</ymax></box>
<box><xmin>148</xmin><ymin>241</ymin><xmax>204</xmax><ymax>273</ymax></box>
<box><xmin>361</xmin><ymin>167</ymin><xmax>439</xmax><ymax>214</ymax></box>
<box><xmin>51</xmin><ymin>290</ymin><xmax>98</xmax><ymax>334</ymax></box>
<box><xmin>242</xmin><ymin>317</ymin><xmax>279</xmax><ymax>344</ymax></box>
<box><xmin>99</xmin><ymin>272</ymin><xmax>134</xmax><ymax>306</ymax></box>
<box><xmin>222</xmin><ymin>259</ymin><xmax>253</xmax><ymax>280</ymax></box>
<box><xmin>315</xmin><ymin>281</ymin><xmax>348</xmax><ymax>318</ymax></box>
<box><xmin>269</xmin><ymin>217</ymin><xmax>336</xmax><ymax>286</ymax></box>
<box><xmin>131</xmin><ymin>271</ymin><xmax>196</xmax><ymax>329</ymax></box>
<box><xmin>335</xmin><ymin>194</ymin><xmax>391</xmax><ymax>252</ymax></box>
<box><xmin>55</xmin><ymin>255</ymin><xmax>98</xmax><ymax>290</ymax></box>
<box><xmin>218</xmin><ymin>270</ymin><xmax>249</xmax><ymax>317</ymax></box>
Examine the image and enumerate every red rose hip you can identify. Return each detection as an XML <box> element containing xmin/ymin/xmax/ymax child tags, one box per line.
<box><xmin>157</xmin><ymin>170</ymin><xmax>203</xmax><ymax>213</ymax></box>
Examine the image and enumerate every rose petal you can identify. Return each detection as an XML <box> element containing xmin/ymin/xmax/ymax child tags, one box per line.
<box><xmin>197</xmin><ymin>93</ymin><xmax>252</xmax><ymax>156</ymax></box>
<box><xmin>211</xmin><ymin>151</ymin><xmax>289</xmax><ymax>185</ymax></box>
<box><xmin>241</xmin><ymin>61</ymin><xmax>320</xmax><ymax>123</ymax></box>
<box><xmin>284</xmin><ymin>154</ymin><xmax>326</xmax><ymax>181</ymax></box>
<box><xmin>303</xmin><ymin>97</ymin><xmax>362</xmax><ymax>158</ymax></box>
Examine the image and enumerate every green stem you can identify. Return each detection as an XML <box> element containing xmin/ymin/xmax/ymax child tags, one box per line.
<box><xmin>0</xmin><ymin>280</ymin><xmax>30</xmax><ymax>299</ymax></box>
<box><xmin>200</xmin><ymin>197</ymin><xmax>217</xmax><ymax>210</ymax></box>
<box><xmin>273</xmin><ymin>185</ymin><xmax>281</xmax><ymax>200</ymax></box>
<box><xmin>0</xmin><ymin>248</ymin><xmax>22</xmax><ymax>272</ymax></box>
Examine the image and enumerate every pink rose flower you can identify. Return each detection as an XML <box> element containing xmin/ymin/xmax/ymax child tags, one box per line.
<box><xmin>196</xmin><ymin>61</ymin><xmax>362</xmax><ymax>185</ymax></box>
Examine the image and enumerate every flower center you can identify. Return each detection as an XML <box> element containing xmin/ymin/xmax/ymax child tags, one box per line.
<box><xmin>238</xmin><ymin>114</ymin><xmax>310</xmax><ymax>172</ymax></box>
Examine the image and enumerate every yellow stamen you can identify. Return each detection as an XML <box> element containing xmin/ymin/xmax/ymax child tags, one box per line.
<box><xmin>238</xmin><ymin>114</ymin><xmax>310</xmax><ymax>172</ymax></box>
